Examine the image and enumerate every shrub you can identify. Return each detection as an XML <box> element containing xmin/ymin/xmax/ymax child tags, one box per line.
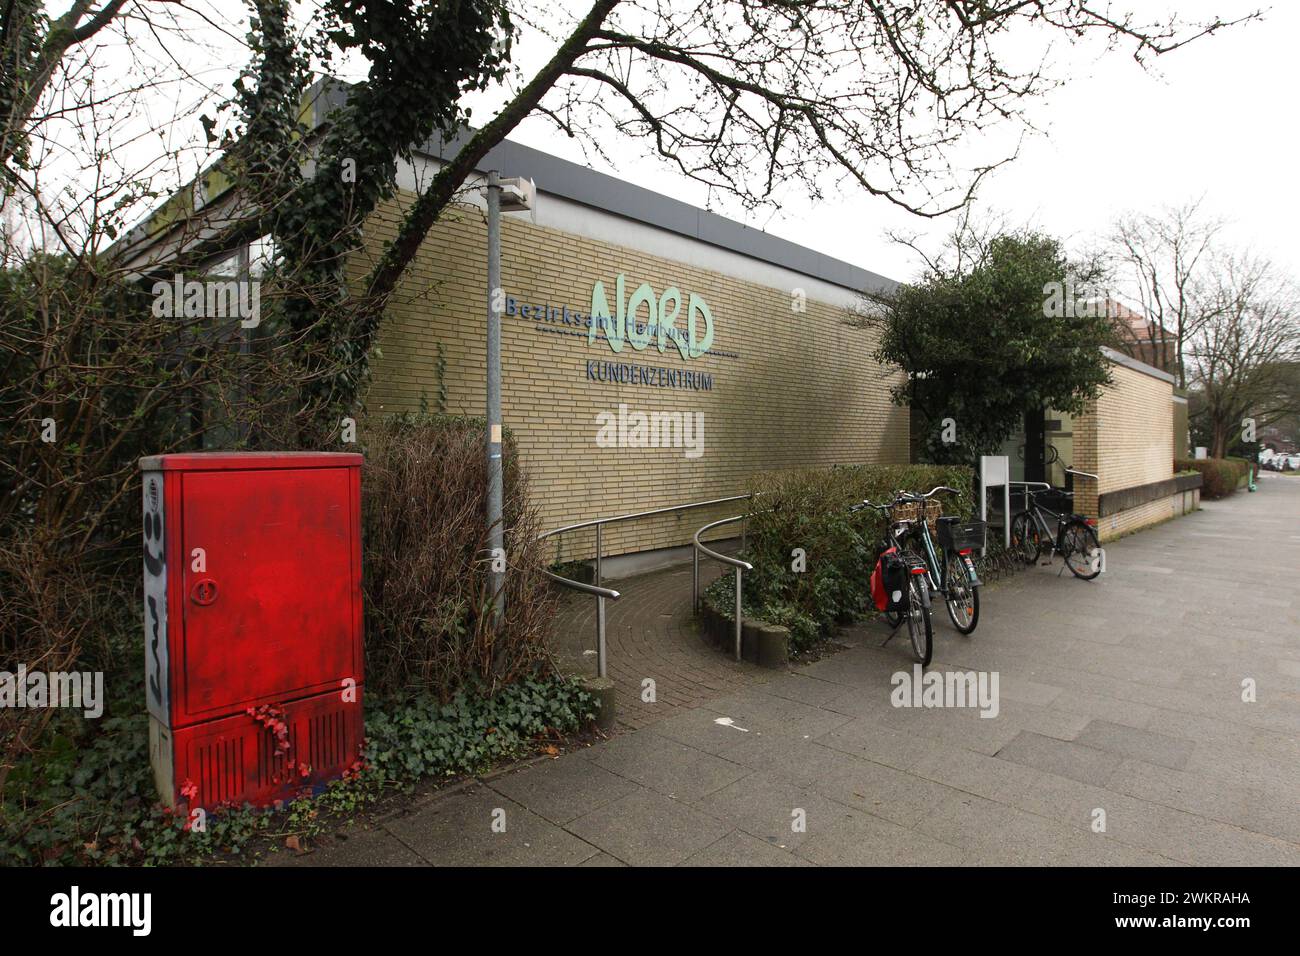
<box><xmin>3</xmin><ymin>410</ymin><xmax>581</xmax><ymax>862</ymax></box>
<box><xmin>1225</xmin><ymin>455</ymin><xmax>1255</xmax><ymax>487</ymax></box>
<box><xmin>362</xmin><ymin>677</ymin><xmax>596</xmax><ymax>788</ymax></box>
<box><xmin>361</xmin><ymin>413</ymin><xmax>559</xmax><ymax>699</ymax></box>
<box><xmin>1175</xmin><ymin>457</ymin><xmax>1248</xmax><ymax>499</ymax></box>
<box><xmin>0</xmin><ymin>250</ymin><xmax>319</xmax><ymax>795</ymax></box>
<box><xmin>736</xmin><ymin>464</ymin><xmax>976</xmax><ymax>649</ymax></box>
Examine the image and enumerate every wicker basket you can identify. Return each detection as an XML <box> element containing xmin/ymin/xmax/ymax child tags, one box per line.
<box><xmin>889</xmin><ymin>501</ymin><xmax>918</xmax><ymax>523</ymax></box>
<box><xmin>924</xmin><ymin>499</ymin><xmax>942</xmax><ymax>534</ymax></box>
<box><xmin>890</xmin><ymin>499</ymin><xmax>942</xmax><ymax>534</ymax></box>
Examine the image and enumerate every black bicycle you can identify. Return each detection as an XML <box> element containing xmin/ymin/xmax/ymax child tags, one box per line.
<box><xmin>1008</xmin><ymin>468</ymin><xmax>1103</xmax><ymax>581</ymax></box>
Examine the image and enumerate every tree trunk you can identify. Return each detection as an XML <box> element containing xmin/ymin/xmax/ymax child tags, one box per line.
<box><xmin>1210</xmin><ymin>423</ymin><xmax>1228</xmax><ymax>459</ymax></box>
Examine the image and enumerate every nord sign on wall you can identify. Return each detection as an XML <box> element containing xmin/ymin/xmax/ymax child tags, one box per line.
<box><xmin>588</xmin><ymin>274</ymin><xmax>715</xmax><ymax>359</ymax></box>
<box><xmin>503</xmin><ymin>272</ymin><xmax>721</xmax><ymax>391</ymax></box>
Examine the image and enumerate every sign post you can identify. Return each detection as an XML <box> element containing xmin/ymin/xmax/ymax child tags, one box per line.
<box><xmin>980</xmin><ymin>455</ymin><xmax>1012</xmax><ymax>555</ymax></box>
<box><xmin>483</xmin><ymin>172</ymin><xmax>534</xmax><ymax>629</ymax></box>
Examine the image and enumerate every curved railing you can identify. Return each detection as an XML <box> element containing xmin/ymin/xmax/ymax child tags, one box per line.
<box><xmin>539</xmin><ymin>494</ymin><xmax>752</xmax><ymax>677</ymax></box>
<box><xmin>691</xmin><ymin>515</ymin><xmax>753</xmax><ymax>661</ymax></box>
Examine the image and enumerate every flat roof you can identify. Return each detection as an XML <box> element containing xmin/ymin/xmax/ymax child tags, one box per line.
<box><xmin>1102</xmin><ymin>346</ymin><xmax>1176</xmax><ymax>384</ymax></box>
<box><xmin>309</xmin><ymin>81</ymin><xmax>897</xmax><ymax>295</ymax></box>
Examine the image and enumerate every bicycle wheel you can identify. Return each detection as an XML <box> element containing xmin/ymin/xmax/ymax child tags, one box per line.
<box><xmin>906</xmin><ymin>577</ymin><xmax>933</xmax><ymax>666</ymax></box>
<box><xmin>1061</xmin><ymin>520</ymin><xmax>1102</xmax><ymax>580</ymax></box>
<box><xmin>943</xmin><ymin>553</ymin><xmax>980</xmax><ymax>635</ymax></box>
<box><xmin>1009</xmin><ymin>511</ymin><xmax>1041</xmax><ymax>565</ymax></box>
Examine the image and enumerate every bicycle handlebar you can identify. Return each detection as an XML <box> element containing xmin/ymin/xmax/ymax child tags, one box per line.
<box><xmin>852</xmin><ymin>484</ymin><xmax>961</xmax><ymax>513</ymax></box>
<box><xmin>890</xmin><ymin>485</ymin><xmax>961</xmax><ymax>502</ymax></box>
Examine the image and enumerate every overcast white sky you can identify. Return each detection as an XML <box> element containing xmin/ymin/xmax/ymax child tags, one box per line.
<box><xmin>26</xmin><ymin>0</ymin><xmax>1300</xmax><ymax>289</ymax></box>
<box><xmin>486</xmin><ymin>0</ymin><xmax>1298</xmax><ymax>284</ymax></box>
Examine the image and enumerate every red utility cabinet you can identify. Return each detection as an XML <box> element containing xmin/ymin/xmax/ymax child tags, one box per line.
<box><xmin>140</xmin><ymin>452</ymin><xmax>364</xmax><ymax>811</ymax></box>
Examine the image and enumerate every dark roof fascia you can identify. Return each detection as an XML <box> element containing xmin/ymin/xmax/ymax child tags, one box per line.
<box><xmin>302</xmin><ymin>80</ymin><xmax>898</xmax><ymax>295</ymax></box>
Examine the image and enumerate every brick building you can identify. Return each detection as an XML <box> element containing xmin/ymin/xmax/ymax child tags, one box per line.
<box><xmin>117</xmin><ymin>82</ymin><xmax>1195</xmax><ymax>557</ymax></box>
<box><xmin>999</xmin><ymin>348</ymin><xmax>1198</xmax><ymax>543</ymax></box>
<box><xmin>353</xmin><ymin>127</ymin><xmax>911</xmax><ymax>558</ymax></box>
<box><xmin>1109</xmin><ymin>299</ymin><xmax>1179</xmax><ymax>377</ymax></box>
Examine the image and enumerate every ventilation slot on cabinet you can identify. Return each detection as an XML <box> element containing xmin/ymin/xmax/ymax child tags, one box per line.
<box><xmin>256</xmin><ymin>724</ymin><xmax>292</xmax><ymax>786</ymax></box>
<box><xmin>196</xmin><ymin>737</ymin><xmax>243</xmax><ymax>805</ymax></box>
<box><xmin>308</xmin><ymin>711</ymin><xmax>345</xmax><ymax>770</ymax></box>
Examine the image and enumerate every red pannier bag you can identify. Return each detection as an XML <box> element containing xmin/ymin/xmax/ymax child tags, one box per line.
<box><xmin>870</xmin><ymin>546</ymin><xmax>908</xmax><ymax>613</ymax></box>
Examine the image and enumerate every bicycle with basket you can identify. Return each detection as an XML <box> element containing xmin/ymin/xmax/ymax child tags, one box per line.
<box><xmin>851</xmin><ymin>486</ymin><xmax>988</xmax><ymax>667</ymax></box>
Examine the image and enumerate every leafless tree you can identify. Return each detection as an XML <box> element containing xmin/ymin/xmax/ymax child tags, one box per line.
<box><xmin>366</xmin><ymin>1</ymin><xmax>1257</xmax><ymax>307</ymax></box>
<box><xmin>2</xmin><ymin>0</ymin><xmax>136</xmax><ymax>175</ymax></box>
<box><xmin>1108</xmin><ymin>197</ymin><xmax>1226</xmax><ymax>387</ymax></box>
<box><xmin>1186</xmin><ymin>251</ymin><xmax>1300</xmax><ymax>458</ymax></box>
<box><xmin>83</xmin><ymin>1</ymin><xmax>1257</xmax><ymax>426</ymax></box>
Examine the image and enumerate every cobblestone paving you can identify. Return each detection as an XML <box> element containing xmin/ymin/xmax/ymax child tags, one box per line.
<box><xmin>548</xmin><ymin>556</ymin><xmax>773</xmax><ymax>730</ymax></box>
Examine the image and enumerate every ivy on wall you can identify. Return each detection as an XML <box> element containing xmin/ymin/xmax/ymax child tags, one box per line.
<box><xmin>227</xmin><ymin>0</ymin><xmax>514</xmax><ymax>439</ymax></box>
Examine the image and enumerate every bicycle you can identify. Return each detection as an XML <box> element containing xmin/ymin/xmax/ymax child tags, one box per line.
<box><xmin>1008</xmin><ymin>467</ymin><xmax>1103</xmax><ymax>580</ymax></box>
<box><xmin>851</xmin><ymin>496</ymin><xmax>933</xmax><ymax>665</ymax></box>
<box><xmin>851</xmin><ymin>487</ymin><xmax>987</xmax><ymax>664</ymax></box>
<box><xmin>885</xmin><ymin>486</ymin><xmax>984</xmax><ymax>635</ymax></box>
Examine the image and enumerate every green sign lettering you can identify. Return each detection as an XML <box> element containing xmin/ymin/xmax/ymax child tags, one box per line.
<box><xmin>589</xmin><ymin>274</ymin><xmax>713</xmax><ymax>360</ymax></box>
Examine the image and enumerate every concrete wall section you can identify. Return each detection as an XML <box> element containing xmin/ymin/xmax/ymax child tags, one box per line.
<box><xmin>1097</xmin><ymin>488</ymin><xmax>1199</xmax><ymax>543</ymax></box>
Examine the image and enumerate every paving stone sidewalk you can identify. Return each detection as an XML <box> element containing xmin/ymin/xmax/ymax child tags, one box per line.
<box><xmin>274</xmin><ymin>474</ymin><xmax>1300</xmax><ymax>866</ymax></box>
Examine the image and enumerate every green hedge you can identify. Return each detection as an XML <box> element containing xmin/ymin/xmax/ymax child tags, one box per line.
<box><xmin>736</xmin><ymin>464</ymin><xmax>976</xmax><ymax>650</ymax></box>
<box><xmin>1225</xmin><ymin>456</ymin><xmax>1255</xmax><ymax>488</ymax></box>
<box><xmin>1175</xmin><ymin>458</ymin><xmax>1250</xmax><ymax>499</ymax></box>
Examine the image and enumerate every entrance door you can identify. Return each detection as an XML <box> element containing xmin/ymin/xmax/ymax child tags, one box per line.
<box><xmin>1023</xmin><ymin>409</ymin><xmax>1047</xmax><ymax>485</ymax></box>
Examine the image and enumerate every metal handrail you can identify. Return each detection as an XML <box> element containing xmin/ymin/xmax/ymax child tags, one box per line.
<box><xmin>539</xmin><ymin>494</ymin><xmax>752</xmax><ymax>541</ymax></box>
<box><xmin>691</xmin><ymin>514</ymin><xmax>753</xmax><ymax>662</ymax></box>
<box><xmin>539</xmin><ymin>493</ymin><xmax>753</xmax><ymax>677</ymax></box>
<box><xmin>693</xmin><ymin>521</ymin><xmax>753</xmax><ymax>569</ymax></box>
<box><xmin>539</xmin><ymin>569</ymin><xmax>619</xmax><ymax>599</ymax></box>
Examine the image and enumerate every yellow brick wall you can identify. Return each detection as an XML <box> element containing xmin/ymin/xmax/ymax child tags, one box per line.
<box><xmin>351</xmin><ymin>195</ymin><xmax>909</xmax><ymax>559</ymax></box>
<box><xmin>1073</xmin><ymin>362</ymin><xmax>1174</xmax><ymax>519</ymax></box>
